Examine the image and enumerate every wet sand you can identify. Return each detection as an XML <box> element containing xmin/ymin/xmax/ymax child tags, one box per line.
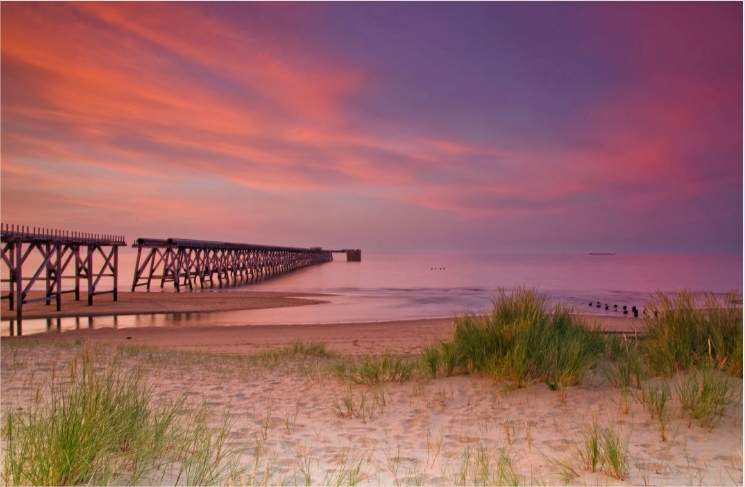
<box><xmin>2</xmin><ymin>289</ymin><xmax>644</xmax><ymax>355</ymax></box>
<box><xmin>0</xmin><ymin>290</ymin><xmax>328</xmax><ymax>320</ymax></box>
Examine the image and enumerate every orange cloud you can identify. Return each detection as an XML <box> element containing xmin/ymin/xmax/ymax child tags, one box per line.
<box><xmin>4</xmin><ymin>4</ymin><xmax>546</xmax><ymax>211</ymax></box>
<box><xmin>2</xmin><ymin>1</ymin><xmax>740</xmax><ymax>254</ymax></box>
<box><xmin>74</xmin><ymin>2</ymin><xmax>363</xmax><ymax>125</ymax></box>
<box><xmin>2</xmin><ymin>3</ymin><xmax>375</xmax><ymax>192</ymax></box>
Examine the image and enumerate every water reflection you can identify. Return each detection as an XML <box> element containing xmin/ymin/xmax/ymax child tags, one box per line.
<box><xmin>2</xmin><ymin>253</ymin><xmax>739</xmax><ymax>338</ymax></box>
<box><xmin>2</xmin><ymin>287</ymin><xmax>654</xmax><ymax>338</ymax></box>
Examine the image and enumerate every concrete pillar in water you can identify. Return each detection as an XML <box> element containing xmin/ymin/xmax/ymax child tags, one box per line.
<box><xmin>346</xmin><ymin>249</ymin><xmax>362</xmax><ymax>262</ymax></box>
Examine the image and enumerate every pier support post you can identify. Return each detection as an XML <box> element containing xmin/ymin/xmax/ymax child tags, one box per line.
<box><xmin>0</xmin><ymin>224</ymin><xmax>126</xmax><ymax>335</ymax></box>
<box><xmin>131</xmin><ymin>237</ymin><xmax>335</xmax><ymax>291</ymax></box>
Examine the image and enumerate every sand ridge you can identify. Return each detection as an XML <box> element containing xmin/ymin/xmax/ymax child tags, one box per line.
<box><xmin>0</xmin><ymin>290</ymin><xmax>329</xmax><ymax>320</ymax></box>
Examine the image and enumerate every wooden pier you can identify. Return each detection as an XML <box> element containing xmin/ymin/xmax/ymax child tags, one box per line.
<box><xmin>131</xmin><ymin>238</ymin><xmax>334</xmax><ymax>291</ymax></box>
<box><xmin>1</xmin><ymin>224</ymin><xmax>126</xmax><ymax>335</ymax></box>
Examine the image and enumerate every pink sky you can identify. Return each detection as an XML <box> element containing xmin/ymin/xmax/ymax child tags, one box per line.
<box><xmin>1</xmin><ymin>2</ymin><xmax>741</xmax><ymax>254</ymax></box>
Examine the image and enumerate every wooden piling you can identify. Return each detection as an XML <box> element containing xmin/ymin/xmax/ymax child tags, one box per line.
<box><xmin>0</xmin><ymin>223</ymin><xmax>126</xmax><ymax>335</ymax></box>
<box><xmin>131</xmin><ymin>237</ymin><xmax>334</xmax><ymax>291</ymax></box>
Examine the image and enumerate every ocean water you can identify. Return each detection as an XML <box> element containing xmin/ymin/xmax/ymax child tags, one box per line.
<box><xmin>225</xmin><ymin>253</ymin><xmax>743</xmax><ymax>322</ymax></box>
<box><xmin>3</xmin><ymin>252</ymin><xmax>741</xmax><ymax>335</ymax></box>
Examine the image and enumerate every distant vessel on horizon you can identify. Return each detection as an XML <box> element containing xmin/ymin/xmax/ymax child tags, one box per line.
<box><xmin>589</xmin><ymin>252</ymin><xmax>617</xmax><ymax>255</ymax></box>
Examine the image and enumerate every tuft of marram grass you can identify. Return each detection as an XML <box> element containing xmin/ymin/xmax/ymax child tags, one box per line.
<box><xmin>450</xmin><ymin>445</ymin><xmax>522</xmax><ymax>486</ymax></box>
<box><xmin>422</xmin><ymin>344</ymin><xmax>443</xmax><ymax>378</ymax></box>
<box><xmin>675</xmin><ymin>366</ymin><xmax>739</xmax><ymax>429</ymax></box>
<box><xmin>640</xmin><ymin>380</ymin><xmax>672</xmax><ymax>441</ymax></box>
<box><xmin>643</xmin><ymin>289</ymin><xmax>742</xmax><ymax>377</ymax></box>
<box><xmin>434</xmin><ymin>287</ymin><xmax>605</xmax><ymax>389</ymax></box>
<box><xmin>1</xmin><ymin>344</ymin><xmax>242</xmax><ymax>486</ymax></box>
<box><xmin>604</xmin><ymin>334</ymin><xmax>647</xmax><ymax>390</ymax></box>
<box><xmin>333</xmin><ymin>353</ymin><xmax>418</xmax><ymax>385</ymax></box>
<box><xmin>578</xmin><ymin>418</ymin><xmax>629</xmax><ymax>480</ymax></box>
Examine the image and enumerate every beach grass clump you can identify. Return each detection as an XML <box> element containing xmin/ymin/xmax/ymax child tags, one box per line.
<box><xmin>333</xmin><ymin>353</ymin><xmax>417</xmax><ymax>385</ymax></box>
<box><xmin>282</xmin><ymin>340</ymin><xmax>331</xmax><ymax>357</ymax></box>
<box><xmin>256</xmin><ymin>340</ymin><xmax>333</xmax><ymax>367</ymax></box>
<box><xmin>604</xmin><ymin>334</ymin><xmax>646</xmax><ymax>390</ymax></box>
<box><xmin>578</xmin><ymin>419</ymin><xmax>628</xmax><ymax>480</ymax></box>
<box><xmin>421</xmin><ymin>340</ymin><xmax>462</xmax><ymax>378</ymax></box>
<box><xmin>438</xmin><ymin>287</ymin><xmax>604</xmax><ymax>388</ymax></box>
<box><xmin>643</xmin><ymin>289</ymin><xmax>743</xmax><ymax>376</ymax></box>
<box><xmin>331</xmin><ymin>388</ymin><xmax>371</xmax><ymax>421</ymax></box>
<box><xmin>675</xmin><ymin>366</ymin><xmax>739</xmax><ymax>429</ymax></box>
<box><xmin>450</xmin><ymin>445</ymin><xmax>521</xmax><ymax>486</ymax></box>
<box><xmin>422</xmin><ymin>344</ymin><xmax>443</xmax><ymax>378</ymax></box>
<box><xmin>1</xmin><ymin>344</ymin><xmax>240</xmax><ymax>486</ymax></box>
<box><xmin>640</xmin><ymin>381</ymin><xmax>672</xmax><ymax>441</ymax></box>
<box><xmin>600</xmin><ymin>426</ymin><xmax>629</xmax><ymax>480</ymax></box>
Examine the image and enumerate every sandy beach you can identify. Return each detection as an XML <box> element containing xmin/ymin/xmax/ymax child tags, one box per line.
<box><xmin>1</xmin><ymin>293</ymin><xmax>741</xmax><ymax>486</ymax></box>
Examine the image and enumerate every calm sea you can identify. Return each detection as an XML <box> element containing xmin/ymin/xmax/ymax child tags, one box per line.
<box><xmin>4</xmin><ymin>252</ymin><xmax>742</xmax><ymax>335</ymax></box>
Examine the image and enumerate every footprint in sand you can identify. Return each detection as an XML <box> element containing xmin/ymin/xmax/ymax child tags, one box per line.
<box><xmin>543</xmin><ymin>438</ymin><xmax>575</xmax><ymax>452</ymax></box>
<box><xmin>402</xmin><ymin>417</ymin><xmax>422</xmax><ymax>429</ymax></box>
<box><xmin>425</xmin><ymin>476</ymin><xmax>449</xmax><ymax>485</ymax></box>
<box><xmin>713</xmin><ymin>453</ymin><xmax>742</xmax><ymax>462</ymax></box>
<box><xmin>652</xmin><ymin>451</ymin><xmax>673</xmax><ymax>461</ymax></box>
<box><xmin>227</xmin><ymin>430</ymin><xmax>244</xmax><ymax>441</ymax></box>
<box><xmin>253</xmin><ymin>416</ymin><xmax>284</xmax><ymax>430</ymax></box>
<box><xmin>635</xmin><ymin>461</ymin><xmax>672</xmax><ymax>475</ymax></box>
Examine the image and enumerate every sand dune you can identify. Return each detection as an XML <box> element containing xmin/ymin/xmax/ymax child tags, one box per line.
<box><xmin>2</xmin><ymin>341</ymin><xmax>741</xmax><ymax>486</ymax></box>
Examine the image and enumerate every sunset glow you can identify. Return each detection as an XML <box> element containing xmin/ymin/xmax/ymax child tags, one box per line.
<box><xmin>2</xmin><ymin>2</ymin><xmax>741</xmax><ymax>253</ymax></box>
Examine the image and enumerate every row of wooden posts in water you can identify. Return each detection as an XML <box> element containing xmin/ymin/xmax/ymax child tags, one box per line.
<box><xmin>588</xmin><ymin>301</ymin><xmax>641</xmax><ymax>317</ymax></box>
<box><xmin>1</xmin><ymin>223</ymin><xmax>360</xmax><ymax>335</ymax></box>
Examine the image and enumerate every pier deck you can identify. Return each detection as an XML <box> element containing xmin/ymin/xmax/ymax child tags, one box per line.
<box><xmin>132</xmin><ymin>237</ymin><xmax>334</xmax><ymax>291</ymax></box>
<box><xmin>1</xmin><ymin>224</ymin><xmax>126</xmax><ymax>335</ymax></box>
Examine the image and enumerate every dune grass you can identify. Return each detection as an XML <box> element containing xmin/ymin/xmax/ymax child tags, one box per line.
<box><xmin>578</xmin><ymin>418</ymin><xmax>629</xmax><ymax>480</ymax></box>
<box><xmin>2</xmin><ymin>287</ymin><xmax>742</xmax><ymax>485</ymax></box>
<box><xmin>604</xmin><ymin>334</ymin><xmax>647</xmax><ymax>390</ymax></box>
<box><xmin>424</xmin><ymin>287</ymin><xmax>605</xmax><ymax>389</ymax></box>
<box><xmin>640</xmin><ymin>380</ymin><xmax>672</xmax><ymax>441</ymax></box>
<box><xmin>450</xmin><ymin>445</ymin><xmax>522</xmax><ymax>486</ymax></box>
<box><xmin>643</xmin><ymin>289</ymin><xmax>742</xmax><ymax>377</ymax></box>
<box><xmin>333</xmin><ymin>353</ymin><xmax>418</xmax><ymax>385</ymax></box>
<box><xmin>1</xmin><ymin>344</ymin><xmax>242</xmax><ymax>486</ymax></box>
<box><xmin>675</xmin><ymin>366</ymin><xmax>739</xmax><ymax>429</ymax></box>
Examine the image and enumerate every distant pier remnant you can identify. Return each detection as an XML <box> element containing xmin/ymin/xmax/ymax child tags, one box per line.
<box><xmin>1</xmin><ymin>223</ymin><xmax>126</xmax><ymax>335</ymax></box>
<box><xmin>327</xmin><ymin>248</ymin><xmax>361</xmax><ymax>261</ymax></box>
<box><xmin>131</xmin><ymin>238</ymin><xmax>334</xmax><ymax>291</ymax></box>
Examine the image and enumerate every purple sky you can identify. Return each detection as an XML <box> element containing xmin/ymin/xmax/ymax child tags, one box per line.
<box><xmin>2</xmin><ymin>2</ymin><xmax>742</xmax><ymax>254</ymax></box>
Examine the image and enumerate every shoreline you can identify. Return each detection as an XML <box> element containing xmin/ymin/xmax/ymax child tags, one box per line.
<box><xmin>0</xmin><ymin>290</ymin><xmax>330</xmax><ymax>321</ymax></box>
<box><xmin>3</xmin><ymin>289</ymin><xmax>645</xmax><ymax>355</ymax></box>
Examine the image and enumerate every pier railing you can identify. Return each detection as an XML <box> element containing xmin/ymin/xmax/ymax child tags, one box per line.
<box><xmin>132</xmin><ymin>237</ymin><xmax>334</xmax><ymax>291</ymax></box>
<box><xmin>1</xmin><ymin>224</ymin><xmax>127</xmax><ymax>335</ymax></box>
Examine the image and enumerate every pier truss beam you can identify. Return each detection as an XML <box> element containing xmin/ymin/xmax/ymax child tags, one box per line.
<box><xmin>1</xmin><ymin>224</ymin><xmax>127</xmax><ymax>335</ymax></box>
<box><xmin>131</xmin><ymin>238</ymin><xmax>333</xmax><ymax>291</ymax></box>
